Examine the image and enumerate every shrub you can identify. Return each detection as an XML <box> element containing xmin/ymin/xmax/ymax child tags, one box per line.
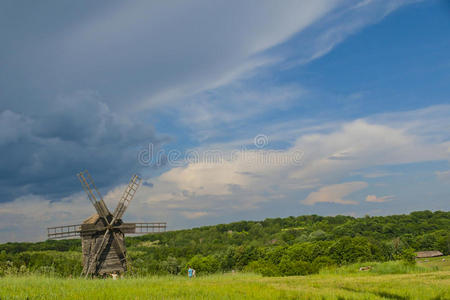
<box><xmin>309</xmin><ymin>230</ymin><xmax>327</xmax><ymax>241</ymax></box>
<box><xmin>159</xmin><ymin>256</ymin><xmax>179</xmax><ymax>274</ymax></box>
<box><xmin>400</xmin><ymin>248</ymin><xmax>416</xmax><ymax>266</ymax></box>
<box><xmin>186</xmin><ymin>255</ymin><xmax>220</xmax><ymax>275</ymax></box>
<box><xmin>244</xmin><ymin>260</ymin><xmax>279</xmax><ymax>277</ymax></box>
<box><xmin>278</xmin><ymin>256</ymin><xmax>313</xmax><ymax>276</ymax></box>
<box><xmin>312</xmin><ymin>256</ymin><xmax>336</xmax><ymax>272</ymax></box>
<box><xmin>371</xmin><ymin>261</ymin><xmax>432</xmax><ymax>274</ymax></box>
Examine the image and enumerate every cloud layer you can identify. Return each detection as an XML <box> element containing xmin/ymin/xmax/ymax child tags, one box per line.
<box><xmin>1</xmin><ymin>104</ymin><xmax>449</xmax><ymax>242</ymax></box>
<box><xmin>1</xmin><ymin>0</ymin><xmax>446</xmax><ymax>243</ymax></box>
<box><xmin>0</xmin><ymin>93</ymin><xmax>163</xmax><ymax>201</ymax></box>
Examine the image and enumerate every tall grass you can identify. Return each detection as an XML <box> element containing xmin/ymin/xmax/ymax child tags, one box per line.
<box><xmin>0</xmin><ymin>270</ymin><xmax>449</xmax><ymax>300</ymax></box>
<box><xmin>371</xmin><ymin>261</ymin><xmax>438</xmax><ymax>274</ymax></box>
<box><xmin>320</xmin><ymin>260</ymin><xmax>438</xmax><ymax>275</ymax></box>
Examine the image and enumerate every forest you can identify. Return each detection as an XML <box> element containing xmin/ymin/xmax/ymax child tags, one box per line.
<box><xmin>0</xmin><ymin>210</ymin><xmax>448</xmax><ymax>277</ymax></box>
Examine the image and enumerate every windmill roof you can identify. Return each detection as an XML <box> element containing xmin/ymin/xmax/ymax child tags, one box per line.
<box><xmin>83</xmin><ymin>214</ymin><xmax>100</xmax><ymax>224</ymax></box>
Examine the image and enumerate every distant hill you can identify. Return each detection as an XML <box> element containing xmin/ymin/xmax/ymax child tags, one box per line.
<box><xmin>1</xmin><ymin>210</ymin><xmax>449</xmax><ymax>277</ymax></box>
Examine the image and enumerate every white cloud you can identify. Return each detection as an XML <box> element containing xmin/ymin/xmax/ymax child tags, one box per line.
<box><xmin>302</xmin><ymin>182</ymin><xmax>368</xmax><ymax>205</ymax></box>
<box><xmin>365</xmin><ymin>194</ymin><xmax>395</xmax><ymax>203</ymax></box>
<box><xmin>140</xmin><ymin>149</ymin><xmax>299</xmax><ymax>204</ymax></box>
<box><xmin>0</xmin><ymin>193</ymin><xmax>92</xmax><ymax>242</ymax></box>
<box><xmin>2</xmin><ymin>105</ymin><xmax>448</xmax><ymax>242</ymax></box>
<box><xmin>0</xmin><ymin>185</ymin><xmax>171</xmax><ymax>243</ymax></box>
<box><xmin>289</xmin><ymin>118</ymin><xmax>450</xmax><ymax>182</ymax></box>
<box><xmin>139</xmin><ymin>105</ymin><xmax>450</xmax><ymax>212</ymax></box>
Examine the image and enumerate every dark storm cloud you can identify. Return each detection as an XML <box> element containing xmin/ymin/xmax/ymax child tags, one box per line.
<box><xmin>0</xmin><ymin>0</ymin><xmax>413</xmax><ymax>206</ymax></box>
<box><xmin>0</xmin><ymin>92</ymin><xmax>164</xmax><ymax>202</ymax></box>
<box><xmin>0</xmin><ymin>0</ymin><xmax>336</xmax><ymax>203</ymax></box>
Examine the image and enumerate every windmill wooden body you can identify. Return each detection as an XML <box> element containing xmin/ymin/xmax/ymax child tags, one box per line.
<box><xmin>47</xmin><ymin>170</ymin><xmax>166</xmax><ymax>277</ymax></box>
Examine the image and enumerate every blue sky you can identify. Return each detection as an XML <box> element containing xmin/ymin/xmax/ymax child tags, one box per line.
<box><xmin>0</xmin><ymin>0</ymin><xmax>449</xmax><ymax>242</ymax></box>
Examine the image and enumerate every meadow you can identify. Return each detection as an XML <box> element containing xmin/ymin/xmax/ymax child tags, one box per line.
<box><xmin>1</xmin><ymin>211</ymin><xmax>448</xmax><ymax>299</ymax></box>
<box><xmin>1</xmin><ymin>259</ymin><xmax>449</xmax><ymax>300</ymax></box>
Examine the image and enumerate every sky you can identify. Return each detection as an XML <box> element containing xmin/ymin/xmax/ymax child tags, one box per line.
<box><xmin>0</xmin><ymin>0</ymin><xmax>449</xmax><ymax>242</ymax></box>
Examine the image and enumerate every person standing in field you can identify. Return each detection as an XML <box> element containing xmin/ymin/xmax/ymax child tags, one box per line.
<box><xmin>110</xmin><ymin>271</ymin><xmax>118</xmax><ymax>280</ymax></box>
<box><xmin>193</xmin><ymin>268</ymin><xmax>196</xmax><ymax>277</ymax></box>
<box><xmin>188</xmin><ymin>266</ymin><xmax>193</xmax><ymax>279</ymax></box>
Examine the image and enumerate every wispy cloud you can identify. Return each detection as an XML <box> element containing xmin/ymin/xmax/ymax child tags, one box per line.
<box><xmin>361</xmin><ymin>172</ymin><xmax>400</xmax><ymax>178</ymax></box>
<box><xmin>365</xmin><ymin>194</ymin><xmax>395</xmax><ymax>203</ymax></box>
<box><xmin>54</xmin><ymin>1</ymin><xmax>339</xmax><ymax>111</ymax></box>
<box><xmin>302</xmin><ymin>182</ymin><xmax>367</xmax><ymax>205</ymax></box>
<box><xmin>281</xmin><ymin>0</ymin><xmax>422</xmax><ymax>67</ymax></box>
<box><xmin>173</xmin><ymin>84</ymin><xmax>305</xmax><ymax>141</ymax></box>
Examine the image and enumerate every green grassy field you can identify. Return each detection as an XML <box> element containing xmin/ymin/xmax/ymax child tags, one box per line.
<box><xmin>1</xmin><ymin>259</ymin><xmax>449</xmax><ymax>300</ymax></box>
<box><xmin>416</xmin><ymin>255</ymin><xmax>450</xmax><ymax>270</ymax></box>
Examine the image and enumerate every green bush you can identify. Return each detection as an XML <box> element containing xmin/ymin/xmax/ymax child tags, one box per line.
<box><xmin>400</xmin><ymin>248</ymin><xmax>416</xmax><ymax>266</ymax></box>
<box><xmin>312</xmin><ymin>256</ymin><xmax>336</xmax><ymax>272</ymax></box>
<box><xmin>244</xmin><ymin>260</ymin><xmax>279</xmax><ymax>277</ymax></box>
<box><xmin>370</xmin><ymin>261</ymin><xmax>433</xmax><ymax>274</ymax></box>
<box><xmin>278</xmin><ymin>257</ymin><xmax>313</xmax><ymax>276</ymax></box>
<box><xmin>186</xmin><ymin>255</ymin><xmax>220</xmax><ymax>275</ymax></box>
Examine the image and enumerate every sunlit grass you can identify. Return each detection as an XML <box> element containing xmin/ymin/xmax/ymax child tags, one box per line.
<box><xmin>417</xmin><ymin>255</ymin><xmax>450</xmax><ymax>271</ymax></box>
<box><xmin>1</xmin><ymin>268</ymin><xmax>449</xmax><ymax>300</ymax></box>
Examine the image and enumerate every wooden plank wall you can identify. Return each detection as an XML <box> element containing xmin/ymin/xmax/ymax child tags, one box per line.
<box><xmin>82</xmin><ymin>232</ymin><xmax>126</xmax><ymax>275</ymax></box>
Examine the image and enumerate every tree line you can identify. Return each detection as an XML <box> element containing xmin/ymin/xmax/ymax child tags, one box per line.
<box><xmin>0</xmin><ymin>210</ymin><xmax>448</xmax><ymax>277</ymax></box>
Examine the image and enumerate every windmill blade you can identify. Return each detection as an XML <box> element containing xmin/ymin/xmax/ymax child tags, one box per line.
<box><xmin>115</xmin><ymin>223</ymin><xmax>137</xmax><ymax>234</ymax></box>
<box><xmin>47</xmin><ymin>224</ymin><xmax>81</xmax><ymax>239</ymax></box>
<box><xmin>77</xmin><ymin>170</ymin><xmax>111</xmax><ymax>220</ymax></box>
<box><xmin>112</xmin><ymin>174</ymin><xmax>141</xmax><ymax>222</ymax></box>
<box><xmin>118</xmin><ymin>222</ymin><xmax>167</xmax><ymax>234</ymax></box>
<box><xmin>110</xmin><ymin>231</ymin><xmax>127</xmax><ymax>265</ymax></box>
<box><xmin>84</xmin><ymin>229</ymin><xmax>110</xmax><ymax>277</ymax></box>
<box><xmin>80</xmin><ymin>223</ymin><xmax>108</xmax><ymax>236</ymax></box>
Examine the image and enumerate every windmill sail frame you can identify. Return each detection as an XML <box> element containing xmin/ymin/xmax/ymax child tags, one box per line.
<box><xmin>47</xmin><ymin>171</ymin><xmax>166</xmax><ymax>277</ymax></box>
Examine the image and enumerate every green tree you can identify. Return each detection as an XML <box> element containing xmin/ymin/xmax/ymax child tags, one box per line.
<box><xmin>278</xmin><ymin>256</ymin><xmax>313</xmax><ymax>276</ymax></box>
<box><xmin>400</xmin><ymin>248</ymin><xmax>416</xmax><ymax>266</ymax></box>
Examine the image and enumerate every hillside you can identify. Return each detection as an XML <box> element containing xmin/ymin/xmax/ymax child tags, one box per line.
<box><xmin>0</xmin><ymin>210</ymin><xmax>449</xmax><ymax>277</ymax></box>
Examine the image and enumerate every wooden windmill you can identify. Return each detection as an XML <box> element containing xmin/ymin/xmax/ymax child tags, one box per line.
<box><xmin>47</xmin><ymin>170</ymin><xmax>166</xmax><ymax>277</ymax></box>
